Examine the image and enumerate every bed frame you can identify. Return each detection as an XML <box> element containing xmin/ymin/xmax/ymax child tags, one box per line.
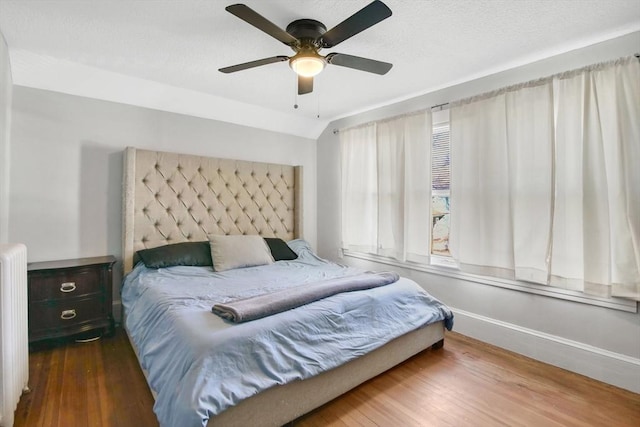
<box><xmin>122</xmin><ymin>147</ymin><xmax>445</xmax><ymax>426</ymax></box>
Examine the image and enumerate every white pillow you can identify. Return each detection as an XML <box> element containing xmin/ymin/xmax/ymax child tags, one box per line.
<box><xmin>209</xmin><ymin>235</ymin><xmax>274</xmax><ymax>272</ymax></box>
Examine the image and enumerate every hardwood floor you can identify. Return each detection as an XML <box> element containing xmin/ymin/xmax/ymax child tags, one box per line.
<box><xmin>15</xmin><ymin>329</ymin><xmax>157</xmax><ymax>427</ymax></box>
<box><xmin>14</xmin><ymin>329</ymin><xmax>639</xmax><ymax>426</ymax></box>
<box><xmin>295</xmin><ymin>334</ymin><xmax>640</xmax><ymax>427</ymax></box>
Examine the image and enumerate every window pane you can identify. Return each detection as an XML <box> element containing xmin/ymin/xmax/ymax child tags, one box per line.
<box><xmin>432</xmin><ymin>124</ymin><xmax>450</xmax><ymax>191</ymax></box>
<box><xmin>431</xmin><ymin>119</ymin><xmax>451</xmax><ymax>257</ymax></box>
<box><xmin>431</xmin><ymin>195</ymin><xmax>450</xmax><ymax>256</ymax></box>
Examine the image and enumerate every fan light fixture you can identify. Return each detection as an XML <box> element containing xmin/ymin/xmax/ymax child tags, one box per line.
<box><xmin>289</xmin><ymin>53</ymin><xmax>326</xmax><ymax>77</ymax></box>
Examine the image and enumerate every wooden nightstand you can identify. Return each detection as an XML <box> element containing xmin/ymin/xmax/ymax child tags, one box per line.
<box><xmin>27</xmin><ymin>256</ymin><xmax>116</xmax><ymax>343</ymax></box>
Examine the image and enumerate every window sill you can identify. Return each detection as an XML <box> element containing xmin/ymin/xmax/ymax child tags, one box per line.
<box><xmin>342</xmin><ymin>250</ymin><xmax>638</xmax><ymax>313</ymax></box>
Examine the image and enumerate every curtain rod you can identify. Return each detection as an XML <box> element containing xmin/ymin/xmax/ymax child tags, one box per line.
<box><xmin>332</xmin><ymin>108</ymin><xmax>430</xmax><ymax>134</ymax></box>
<box><xmin>333</xmin><ymin>102</ymin><xmax>451</xmax><ymax>134</ymax></box>
<box><xmin>334</xmin><ymin>54</ymin><xmax>638</xmax><ymax>135</ymax></box>
<box><xmin>451</xmin><ymin>54</ymin><xmax>639</xmax><ymax>108</ymax></box>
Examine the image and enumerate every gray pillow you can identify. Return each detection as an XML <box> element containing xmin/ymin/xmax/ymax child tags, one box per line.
<box><xmin>264</xmin><ymin>238</ymin><xmax>298</xmax><ymax>261</ymax></box>
<box><xmin>136</xmin><ymin>241</ymin><xmax>213</xmax><ymax>268</ymax></box>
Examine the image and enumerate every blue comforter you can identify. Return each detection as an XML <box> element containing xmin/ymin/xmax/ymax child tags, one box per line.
<box><xmin>122</xmin><ymin>240</ymin><xmax>453</xmax><ymax>427</ymax></box>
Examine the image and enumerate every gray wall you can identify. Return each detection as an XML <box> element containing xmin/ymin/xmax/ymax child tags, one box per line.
<box><xmin>0</xmin><ymin>32</ymin><xmax>11</xmax><ymax>243</ymax></box>
<box><xmin>316</xmin><ymin>32</ymin><xmax>640</xmax><ymax>392</ymax></box>
<box><xmin>9</xmin><ymin>87</ymin><xmax>317</xmax><ymax>316</ymax></box>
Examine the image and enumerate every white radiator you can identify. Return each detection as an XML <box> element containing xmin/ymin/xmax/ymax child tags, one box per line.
<box><xmin>0</xmin><ymin>244</ymin><xmax>28</xmax><ymax>427</ymax></box>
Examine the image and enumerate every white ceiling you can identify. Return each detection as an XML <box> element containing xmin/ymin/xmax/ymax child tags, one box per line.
<box><xmin>1</xmin><ymin>0</ymin><xmax>639</xmax><ymax>139</ymax></box>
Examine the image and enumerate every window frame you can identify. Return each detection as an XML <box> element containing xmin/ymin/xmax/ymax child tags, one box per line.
<box><xmin>430</xmin><ymin>110</ymin><xmax>452</xmax><ymax>260</ymax></box>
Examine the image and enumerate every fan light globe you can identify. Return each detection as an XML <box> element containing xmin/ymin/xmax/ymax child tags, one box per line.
<box><xmin>290</xmin><ymin>55</ymin><xmax>326</xmax><ymax>77</ymax></box>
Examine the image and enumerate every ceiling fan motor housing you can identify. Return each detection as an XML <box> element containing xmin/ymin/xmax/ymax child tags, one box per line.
<box><xmin>286</xmin><ymin>19</ymin><xmax>327</xmax><ymax>48</ymax></box>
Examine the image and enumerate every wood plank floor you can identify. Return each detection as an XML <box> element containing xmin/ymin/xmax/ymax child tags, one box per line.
<box><xmin>14</xmin><ymin>328</ymin><xmax>639</xmax><ymax>426</ymax></box>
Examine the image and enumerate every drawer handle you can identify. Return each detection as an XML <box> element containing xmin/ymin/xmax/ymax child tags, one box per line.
<box><xmin>60</xmin><ymin>309</ymin><xmax>77</xmax><ymax>320</ymax></box>
<box><xmin>60</xmin><ymin>282</ymin><xmax>77</xmax><ymax>293</ymax></box>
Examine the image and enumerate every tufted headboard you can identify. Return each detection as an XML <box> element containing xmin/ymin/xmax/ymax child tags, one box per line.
<box><xmin>122</xmin><ymin>147</ymin><xmax>303</xmax><ymax>274</ymax></box>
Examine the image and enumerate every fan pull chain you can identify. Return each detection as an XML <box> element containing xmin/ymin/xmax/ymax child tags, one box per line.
<box><xmin>316</xmin><ymin>83</ymin><xmax>320</xmax><ymax>119</ymax></box>
<box><xmin>293</xmin><ymin>74</ymin><xmax>299</xmax><ymax>109</ymax></box>
<box><xmin>316</xmin><ymin>80</ymin><xmax>320</xmax><ymax>118</ymax></box>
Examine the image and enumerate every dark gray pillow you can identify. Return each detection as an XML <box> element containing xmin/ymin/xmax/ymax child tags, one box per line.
<box><xmin>136</xmin><ymin>241</ymin><xmax>213</xmax><ymax>268</ymax></box>
<box><xmin>263</xmin><ymin>238</ymin><xmax>298</xmax><ymax>261</ymax></box>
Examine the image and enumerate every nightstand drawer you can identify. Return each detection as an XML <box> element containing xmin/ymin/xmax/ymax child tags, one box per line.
<box><xmin>28</xmin><ymin>266</ymin><xmax>102</xmax><ymax>302</ymax></box>
<box><xmin>29</xmin><ymin>296</ymin><xmax>108</xmax><ymax>333</ymax></box>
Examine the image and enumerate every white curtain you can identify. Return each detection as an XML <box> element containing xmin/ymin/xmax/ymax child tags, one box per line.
<box><xmin>341</xmin><ymin>111</ymin><xmax>432</xmax><ymax>262</ymax></box>
<box><xmin>449</xmin><ymin>94</ymin><xmax>515</xmax><ymax>278</ymax></box>
<box><xmin>450</xmin><ymin>56</ymin><xmax>640</xmax><ymax>300</ymax></box>
<box><xmin>552</xmin><ymin>58</ymin><xmax>640</xmax><ymax>298</ymax></box>
<box><xmin>341</xmin><ymin>123</ymin><xmax>377</xmax><ymax>254</ymax></box>
<box><xmin>507</xmin><ymin>83</ymin><xmax>555</xmax><ymax>284</ymax></box>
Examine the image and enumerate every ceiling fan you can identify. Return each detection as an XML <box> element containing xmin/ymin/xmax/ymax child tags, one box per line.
<box><xmin>219</xmin><ymin>1</ymin><xmax>393</xmax><ymax>95</ymax></box>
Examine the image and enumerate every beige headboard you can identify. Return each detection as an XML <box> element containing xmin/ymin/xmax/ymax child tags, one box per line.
<box><xmin>122</xmin><ymin>147</ymin><xmax>303</xmax><ymax>273</ymax></box>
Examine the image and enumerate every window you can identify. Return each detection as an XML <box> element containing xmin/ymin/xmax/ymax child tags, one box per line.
<box><xmin>340</xmin><ymin>56</ymin><xmax>639</xmax><ymax>304</ymax></box>
<box><xmin>431</xmin><ymin>120</ymin><xmax>450</xmax><ymax>257</ymax></box>
<box><xmin>341</xmin><ymin>109</ymin><xmax>454</xmax><ymax>266</ymax></box>
<box><xmin>448</xmin><ymin>57</ymin><xmax>639</xmax><ymax>299</ymax></box>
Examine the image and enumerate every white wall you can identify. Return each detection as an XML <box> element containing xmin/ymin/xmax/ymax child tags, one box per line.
<box><xmin>9</xmin><ymin>87</ymin><xmax>317</xmax><ymax>317</ymax></box>
<box><xmin>0</xmin><ymin>32</ymin><xmax>11</xmax><ymax>244</ymax></box>
<box><xmin>317</xmin><ymin>32</ymin><xmax>640</xmax><ymax>392</ymax></box>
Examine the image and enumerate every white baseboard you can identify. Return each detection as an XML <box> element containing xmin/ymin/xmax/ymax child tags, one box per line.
<box><xmin>450</xmin><ymin>308</ymin><xmax>640</xmax><ymax>394</ymax></box>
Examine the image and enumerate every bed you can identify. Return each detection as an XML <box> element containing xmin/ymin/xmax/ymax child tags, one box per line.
<box><xmin>121</xmin><ymin>147</ymin><xmax>453</xmax><ymax>427</ymax></box>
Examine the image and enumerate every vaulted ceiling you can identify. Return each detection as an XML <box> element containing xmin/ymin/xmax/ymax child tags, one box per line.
<box><xmin>1</xmin><ymin>0</ymin><xmax>638</xmax><ymax>138</ymax></box>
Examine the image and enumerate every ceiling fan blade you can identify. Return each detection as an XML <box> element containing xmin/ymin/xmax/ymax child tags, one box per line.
<box><xmin>321</xmin><ymin>0</ymin><xmax>392</xmax><ymax>48</ymax></box>
<box><xmin>226</xmin><ymin>4</ymin><xmax>298</xmax><ymax>45</ymax></box>
<box><xmin>219</xmin><ymin>56</ymin><xmax>289</xmax><ymax>73</ymax></box>
<box><xmin>298</xmin><ymin>76</ymin><xmax>313</xmax><ymax>95</ymax></box>
<box><xmin>326</xmin><ymin>53</ymin><xmax>392</xmax><ymax>75</ymax></box>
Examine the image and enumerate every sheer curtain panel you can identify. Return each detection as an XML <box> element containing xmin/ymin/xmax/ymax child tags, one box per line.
<box><xmin>340</xmin><ymin>111</ymin><xmax>432</xmax><ymax>262</ymax></box>
<box><xmin>341</xmin><ymin>123</ymin><xmax>377</xmax><ymax>254</ymax></box>
<box><xmin>449</xmin><ymin>95</ymin><xmax>515</xmax><ymax>279</ymax></box>
<box><xmin>552</xmin><ymin>58</ymin><xmax>640</xmax><ymax>298</ymax></box>
<box><xmin>450</xmin><ymin>56</ymin><xmax>640</xmax><ymax>300</ymax></box>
